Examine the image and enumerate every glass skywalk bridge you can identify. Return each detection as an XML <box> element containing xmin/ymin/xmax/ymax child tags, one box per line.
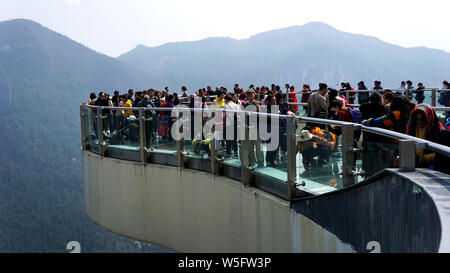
<box><xmin>80</xmin><ymin>104</ymin><xmax>450</xmax><ymax>201</ymax></box>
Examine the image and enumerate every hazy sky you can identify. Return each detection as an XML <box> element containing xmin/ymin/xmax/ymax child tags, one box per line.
<box><xmin>1</xmin><ymin>0</ymin><xmax>449</xmax><ymax>57</ymax></box>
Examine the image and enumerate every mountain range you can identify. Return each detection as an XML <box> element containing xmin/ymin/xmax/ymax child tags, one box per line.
<box><xmin>118</xmin><ymin>22</ymin><xmax>450</xmax><ymax>90</ymax></box>
<box><xmin>0</xmin><ymin>18</ymin><xmax>449</xmax><ymax>252</ymax></box>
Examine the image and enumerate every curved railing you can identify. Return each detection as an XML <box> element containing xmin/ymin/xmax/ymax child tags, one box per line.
<box><xmin>287</xmin><ymin>88</ymin><xmax>450</xmax><ymax>117</ymax></box>
<box><xmin>80</xmin><ymin>103</ymin><xmax>450</xmax><ymax>200</ymax></box>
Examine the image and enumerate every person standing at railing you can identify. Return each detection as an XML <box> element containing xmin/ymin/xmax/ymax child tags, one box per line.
<box><xmin>406</xmin><ymin>104</ymin><xmax>449</xmax><ymax>174</ymax></box>
<box><xmin>213</xmin><ymin>91</ymin><xmax>226</xmax><ymax>108</ymax></box>
<box><xmin>206</xmin><ymin>86</ymin><xmax>214</xmax><ymax>96</ymax></box>
<box><xmin>307</xmin><ymin>83</ymin><xmax>328</xmax><ymax>129</ymax></box>
<box><xmin>339</xmin><ymin>82</ymin><xmax>347</xmax><ymax>98</ymax></box>
<box><xmin>159</xmin><ymin>95</ymin><xmax>174</xmax><ymax>143</ymax></box>
<box><xmin>238</xmin><ymin>93</ymin><xmax>246</xmax><ymax>105</ymax></box>
<box><xmin>87</xmin><ymin>92</ymin><xmax>97</xmax><ymax>138</ymax></box>
<box><xmin>106</xmin><ymin>93</ymin><xmax>115</xmax><ymax>134</ymax></box>
<box><xmin>121</xmin><ymin>93</ymin><xmax>138</xmax><ymax>142</ymax></box>
<box><xmin>398</xmin><ymin>81</ymin><xmax>406</xmax><ymax>97</ymax></box>
<box><xmin>262</xmin><ymin>95</ymin><xmax>279</xmax><ymax>167</ymax></box>
<box><xmin>136</xmin><ymin>95</ymin><xmax>157</xmax><ymax>148</ymax></box>
<box><xmin>438</xmin><ymin>81</ymin><xmax>450</xmax><ymax>111</ymax></box>
<box><xmin>345</xmin><ymin>82</ymin><xmax>356</xmax><ymax>104</ymax></box>
<box><xmin>382</xmin><ymin>90</ymin><xmax>394</xmax><ymax>111</ymax></box>
<box><xmin>126</xmin><ymin>89</ymin><xmax>134</xmax><ymax>104</ymax></box>
<box><xmin>133</xmin><ymin>91</ymin><xmax>142</xmax><ymax>107</ymax></box>
<box><xmin>113</xmin><ymin>96</ymin><xmax>126</xmax><ymax>143</ymax></box>
<box><xmin>181</xmin><ymin>86</ymin><xmax>189</xmax><ymax>98</ymax></box>
<box><xmin>413</xmin><ymin>82</ymin><xmax>426</xmax><ymax>104</ymax></box>
<box><xmin>231</xmin><ymin>93</ymin><xmax>242</xmax><ymax>108</ymax></box>
<box><xmin>357</xmin><ymin>81</ymin><xmax>369</xmax><ymax>105</ymax></box>
<box><xmin>155</xmin><ymin>90</ymin><xmax>161</xmax><ymax>103</ymax></box>
<box><xmin>243</xmin><ymin>89</ymin><xmax>263</xmax><ymax>167</ymax></box>
<box><xmin>122</xmin><ymin>95</ymin><xmax>134</xmax><ymax>117</ymax></box>
<box><xmin>300</xmin><ymin>84</ymin><xmax>311</xmax><ymax>111</ymax></box>
<box><xmin>148</xmin><ymin>89</ymin><xmax>161</xmax><ymax>108</ymax></box>
<box><xmin>329</xmin><ymin>100</ymin><xmax>361</xmax><ymax>166</ymax></box>
<box><xmin>359</xmin><ymin>93</ymin><xmax>389</xmax><ymax>177</ymax></box>
<box><xmin>111</xmin><ymin>90</ymin><xmax>120</xmax><ymax>107</ymax></box>
<box><xmin>404</xmin><ymin>80</ymin><xmax>414</xmax><ymax>100</ymax></box>
<box><xmin>212</xmin><ymin>91</ymin><xmax>226</xmax><ymax>150</ymax></box>
<box><xmin>288</xmin><ymin>85</ymin><xmax>299</xmax><ymax>114</ymax></box>
<box><xmin>233</xmin><ymin>84</ymin><xmax>240</xmax><ymax>94</ymax></box>
<box><xmin>225</xmin><ymin>94</ymin><xmax>240</xmax><ymax>158</ymax></box>
<box><xmin>88</xmin><ymin>92</ymin><xmax>97</xmax><ymax>105</ymax></box>
<box><xmin>373</xmin><ymin>80</ymin><xmax>383</xmax><ymax>96</ymax></box>
<box><xmin>161</xmin><ymin>89</ymin><xmax>168</xmax><ymax>102</ymax></box>
<box><xmin>276</xmin><ymin>93</ymin><xmax>290</xmax><ymax>167</ymax></box>
<box><xmin>173</xmin><ymin>93</ymin><xmax>181</xmax><ymax>106</ymax></box>
<box><xmin>275</xmin><ymin>85</ymin><xmax>282</xmax><ymax>96</ymax></box>
<box><xmin>93</xmin><ymin>92</ymin><xmax>112</xmax><ymax>140</ymax></box>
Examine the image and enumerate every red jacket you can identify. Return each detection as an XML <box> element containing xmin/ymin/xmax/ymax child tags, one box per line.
<box><xmin>289</xmin><ymin>89</ymin><xmax>298</xmax><ymax>112</ymax></box>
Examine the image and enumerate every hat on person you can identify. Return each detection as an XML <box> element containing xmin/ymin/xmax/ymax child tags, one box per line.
<box><xmin>297</xmin><ymin>130</ymin><xmax>313</xmax><ymax>142</ymax></box>
<box><xmin>246</xmin><ymin>89</ymin><xmax>255</xmax><ymax>94</ymax></box>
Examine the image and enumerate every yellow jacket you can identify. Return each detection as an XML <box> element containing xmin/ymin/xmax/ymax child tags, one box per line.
<box><xmin>123</xmin><ymin>99</ymin><xmax>133</xmax><ymax>117</ymax></box>
<box><xmin>215</xmin><ymin>97</ymin><xmax>225</xmax><ymax>108</ymax></box>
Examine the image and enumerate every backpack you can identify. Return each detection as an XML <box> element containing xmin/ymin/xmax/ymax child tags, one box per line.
<box><xmin>344</xmin><ymin>108</ymin><xmax>363</xmax><ymax>124</ymax></box>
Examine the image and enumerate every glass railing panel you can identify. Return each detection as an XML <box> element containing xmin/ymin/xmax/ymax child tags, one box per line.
<box><xmin>359</xmin><ymin>131</ymin><xmax>399</xmax><ymax>179</ymax></box>
<box><xmin>217</xmin><ymin>110</ymin><xmax>241</xmax><ymax>167</ymax></box>
<box><xmin>421</xmin><ymin>90</ymin><xmax>432</xmax><ymax>106</ymax></box>
<box><xmin>103</xmin><ymin>108</ymin><xmax>141</xmax><ymax>151</ymax></box>
<box><xmin>250</xmin><ymin>113</ymin><xmax>288</xmax><ymax>182</ymax></box>
<box><xmin>84</xmin><ymin>106</ymin><xmax>94</xmax><ymax>146</ymax></box>
<box><xmin>437</xmin><ymin>89</ymin><xmax>449</xmax><ymax>108</ymax></box>
<box><xmin>148</xmin><ymin>108</ymin><xmax>177</xmax><ymax>153</ymax></box>
<box><xmin>181</xmin><ymin>108</ymin><xmax>211</xmax><ymax>159</ymax></box>
<box><xmin>294</xmin><ymin>119</ymin><xmax>344</xmax><ymax>195</ymax></box>
<box><xmin>86</xmin><ymin>107</ymin><xmax>99</xmax><ymax>153</ymax></box>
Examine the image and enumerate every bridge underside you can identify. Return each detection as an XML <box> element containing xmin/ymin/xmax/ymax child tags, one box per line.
<box><xmin>83</xmin><ymin>150</ymin><xmax>450</xmax><ymax>253</ymax></box>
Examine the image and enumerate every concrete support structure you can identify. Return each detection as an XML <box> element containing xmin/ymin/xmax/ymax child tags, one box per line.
<box><xmin>80</xmin><ymin>104</ymin><xmax>87</xmax><ymax>150</ymax></box>
<box><xmin>97</xmin><ymin>107</ymin><xmax>106</xmax><ymax>157</ymax></box>
<box><xmin>342</xmin><ymin>124</ymin><xmax>355</xmax><ymax>187</ymax></box>
<box><xmin>286</xmin><ymin>117</ymin><xmax>297</xmax><ymax>199</ymax></box>
<box><xmin>83</xmin><ymin>151</ymin><xmax>355</xmax><ymax>253</ymax></box>
<box><xmin>139</xmin><ymin>108</ymin><xmax>147</xmax><ymax>164</ymax></box>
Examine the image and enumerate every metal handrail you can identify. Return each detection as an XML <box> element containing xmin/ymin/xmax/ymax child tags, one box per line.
<box><xmin>84</xmin><ymin>104</ymin><xmax>450</xmax><ymax>157</ymax></box>
<box><xmin>295</xmin><ymin>115</ymin><xmax>450</xmax><ymax>156</ymax></box>
<box><xmin>287</xmin><ymin>102</ymin><xmax>450</xmax><ymax>111</ymax></box>
<box><xmin>289</xmin><ymin>88</ymin><xmax>450</xmax><ymax>95</ymax></box>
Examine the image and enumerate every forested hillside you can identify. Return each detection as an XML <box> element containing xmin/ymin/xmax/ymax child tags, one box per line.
<box><xmin>0</xmin><ymin>19</ymin><xmax>169</xmax><ymax>252</ymax></box>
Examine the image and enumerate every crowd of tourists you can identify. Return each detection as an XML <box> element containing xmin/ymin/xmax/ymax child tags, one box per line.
<box><xmin>86</xmin><ymin>80</ymin><xmax>450</xmax><ymax>176</ymax></box>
